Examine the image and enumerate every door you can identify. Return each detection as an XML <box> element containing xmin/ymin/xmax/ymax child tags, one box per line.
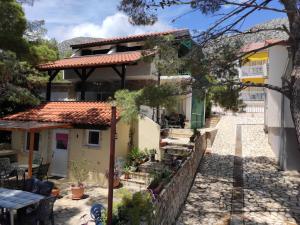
<box><xmin>51</xmin><ymin>130</ymin><xmax>69</xmax><ymax>177</ymax></box>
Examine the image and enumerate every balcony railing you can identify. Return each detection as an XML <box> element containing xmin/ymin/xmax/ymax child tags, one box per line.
<box><xmin>238</xmin><ymin>64</ymin><xmax>268</xmax><ymax>78</ymax></box>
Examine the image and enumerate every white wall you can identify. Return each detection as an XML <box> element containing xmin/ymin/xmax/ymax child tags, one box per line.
<box><xmin>267</xmin><ymin>45</ymin><xmax>290</xmax><ymax>128</ymax></box>
<box><xmin>64</xmin><ymin>61</ymin><xmax>155</xmax><ymax>82</ymax></box>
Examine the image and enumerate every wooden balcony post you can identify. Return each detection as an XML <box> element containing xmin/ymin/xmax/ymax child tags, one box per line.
<box><xmin>28</xmin><ymin>131</ymin><xmax>35</xmax><ymax>178</ymax></box>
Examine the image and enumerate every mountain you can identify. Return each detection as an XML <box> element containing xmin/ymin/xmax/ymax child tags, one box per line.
<box><xmin>57</xmin><ymin>18</ymin><xmax>289</xmax><ymax>57</ymax></box>
<box><xmin>58</xmin><ymin>37</ymin><xmax>101</xmax><ymax>57</ymax></box>
<box><xmin>241</xmin><ymin>17</ymin><xmax>289</xmax><ymax>44</ymax></box>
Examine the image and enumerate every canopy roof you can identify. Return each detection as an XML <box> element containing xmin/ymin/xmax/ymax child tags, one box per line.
<box><xmin>1</xmin><ymin>102</ymin><xmax>120</xmax><ymax>128</ymax></box>
<box><xmin>0</xmin><ymin>120</ymin><xmax>71</xmax><ymax>131</ymax></box>
<box><xmin>37</xmin><ymin>51</ymin><xmax>142</xmax><ymax>71</ymax></box>
<box><xmin>70</xmin><ymin>29</ymin><xmax>190</xmax><ymax>49</ymax></box>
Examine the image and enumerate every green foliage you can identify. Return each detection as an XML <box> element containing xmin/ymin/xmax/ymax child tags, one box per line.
<box><xmin>115</xmin><ymin>83</ymin><xmax>180</xmax><ymax>124</ymax></box>
<box><xmin>70</xmin><ymin>159</ymin><xmax>89</xmax><ymax>185</ymax></box>
<box><xmin>115</xmin><ymin>89</ymin><xmax>142</xmax><ymax>124</ymax></box>
<box><xmin>211</xmin><ymin>85</ymin><xmax>244</xmax><ymax>112</ymax></box>
<box><xmin>128</xmin><ymin>147</ymin><xmax>146</xmax><ymax>166</ymax></box>
<box><xmin>0</xmin><ymin>50</ymin><xmax>45</xmax><ymax>116</ymax></box>
<box><xmin>0</xmin><ymin>1</ymin><xmax>60</xmax><ymax>116</ymax></box>
<box><xmin>137</xmin><ymin>83</ymin><xmax>180</xmax><ymax>110</ymax></box>
<box><xmin>114</xmin><ymin>191</ymin><xmax>154</xmax><ymax>225</ymax></box>
<box><xmin>0</xmin><ymin>0</ymin><xmax>28</xmax><ymax>55</ymax></box>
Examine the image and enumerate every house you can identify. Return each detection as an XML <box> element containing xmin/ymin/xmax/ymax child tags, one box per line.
<box><xmin>37</xmin><ymin>29</ymin><xmax>206</xmax><ymax>129</ymax></box>
<box><xmin>238</xmin><ymin>39</ymin><xmax>300</xmax><ymax>170</ymax></box>
<box><xmin>237</xmin><ymin>41</ymin><xmax>270</xmax><ymax>112</ymax></box>
<box><xmin>0</xmin><ymin>102</ymin><xmax>160</xmax><ymax>186</ymax></box>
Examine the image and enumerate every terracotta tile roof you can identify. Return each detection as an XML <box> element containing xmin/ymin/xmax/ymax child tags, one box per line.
<box><xmin>241</xmin><ymin>39</ymin><xmax>287</xmax><ymax>53</ymax></box>
<box><xmin>1</xmin><ymin>102</ymin><xmax>120</xmax><ymax>127</ymax></box>
<box><xmin>71</xmin><ymin>29</ymin><xmax>190</xmax><ymax>49</ymax></box>
<box><xmin>37</xmin><ymin>51</ymin><xmax>142</xmax><ymax>71</ymax></box>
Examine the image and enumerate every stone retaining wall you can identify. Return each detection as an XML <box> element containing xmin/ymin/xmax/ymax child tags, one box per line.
<box><xmin>152</xmin><ymin>133</ymin><xmax>207</xmax><ymax>225</ymax></box>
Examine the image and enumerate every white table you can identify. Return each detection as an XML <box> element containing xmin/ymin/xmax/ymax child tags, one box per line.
<box><xmin>0</xmin><ymin>188</ymin><xmax>44</xmax><ymax>225</ymax></box>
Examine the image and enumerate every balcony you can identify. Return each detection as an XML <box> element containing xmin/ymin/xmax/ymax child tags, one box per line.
<box><xmin>238</xmin><ymin>64</ymin><xmax>268</xmax><ymax>78</ymax></box>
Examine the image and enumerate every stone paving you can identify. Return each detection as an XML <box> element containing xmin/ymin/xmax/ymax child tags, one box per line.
<box><xmin>176</xmin><ymin>114</ymin><xmax>300</xmax><ymax>225</ymax></box>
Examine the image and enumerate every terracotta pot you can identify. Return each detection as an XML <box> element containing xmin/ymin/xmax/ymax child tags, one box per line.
<box><xmin>113</xmin><ymin>178</ymin><xmax>120</xmax><ymax>188</ymax></box>
<box><xmin>71</xmin><ymin>185</ymin><xmax>84</xmax><ymax>200</ymax></box>
<box><xmin>124</xmin><ymin>173</ymin><xmax>130</xmax><ymax>179</ymax></box>
<box><xmin>51</xmin><ymin>188</ymin><xmax>60</xmax><ymax>197</ymax></box>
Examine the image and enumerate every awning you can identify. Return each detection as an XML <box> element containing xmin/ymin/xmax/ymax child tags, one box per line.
<box><xmin>0</xmin><ymin>120</ymin><xmax>71</xmax><ymax>131</ymax></box>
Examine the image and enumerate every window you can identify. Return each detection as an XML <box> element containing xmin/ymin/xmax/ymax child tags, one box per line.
<box><xmin>87</xmin><ymin>130</ymin><xmax>101</xmax><ymax>146</ymax></box>
<box><xmin>25</xmin><ymin>132</ymin><xmax>40</xmax><ymax>151</ymax></box>
<box><xmin>56</xmin><ymin>133</ymin><xmax>68</xmax><ymax>150</ymax></box>
<box><xmin>0</xmin><ymin>131</ymin><xmax>11</xmax><ymax>144</ymax></box>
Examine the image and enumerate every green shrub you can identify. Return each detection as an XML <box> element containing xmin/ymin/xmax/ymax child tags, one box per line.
<box><xmin>116</xmin><ymin>191</ymin><xmax>154</xmax><ymax>225</ymax></box>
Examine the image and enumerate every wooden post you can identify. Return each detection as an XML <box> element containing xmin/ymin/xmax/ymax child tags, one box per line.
<box><xmin>46</xmin><ymin>70</ymin><xmax>60</xmax><ymax>101</ymax></box>
<box><xmin>80</xmin><ymin>68</ymin><xmax>87</xmax><ymax>101</ymax></box>
<box><xmin>28</xmin><ymin>131</ymin><xmax>35</xmax><ymax>178</ymax></box>
<box><xmin>121</xmin><ymin>65</ymin><xmax>126</xmax><ymax>89</ymax></box>
<box><xmin>107</xmin><ymin>106</ymin><xmax>117</xmax><ymax>225</ymax></box>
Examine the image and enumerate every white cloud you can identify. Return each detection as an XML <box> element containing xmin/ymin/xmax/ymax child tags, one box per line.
<box><xmin>54</xmin><ymin>12</ymin><xmax>172</xmax><ymax>41</ymax></box>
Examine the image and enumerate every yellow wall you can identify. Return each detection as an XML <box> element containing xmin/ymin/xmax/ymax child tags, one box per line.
<box><xmin>133</xmin><ymin>116</ymin><xmax>161</xmax><ymax>160</ymax></box>
<box><xmin>68</xmin><ymin>121</ymin><xmax>130</xmax><ymax>186</ymax></box>
<box><xmin>12</xmin><ymin>130</ymin><xmax>51</xmax><ymax>165</ymax></box>
<box><xmin>11</xmin><ymin>120</ymin><xmax>130</xmax><ymax>187</ymax></box>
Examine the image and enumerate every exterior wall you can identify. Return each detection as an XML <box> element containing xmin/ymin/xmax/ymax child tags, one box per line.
<box><xmin>133</xmin><ymin>116</ymin><xmax>161</xmax><ymax>159</ymax></box>
<box><xmin>152</xmin><ymin>132</ymin><xmax>207</xmax><ymax>225</ymax></box>
<box><xmin>12</xmin><ymin>130</ymin><xmax>51</xmax><ymax>165</ymax></box>
<box><xmin>265</xmin><ymin>45</ymin><xmax>300</xmax><ymax>170</ymax></box>
<box><xmin>11</xmin><ymin>121</ymin><xmax>130</xmax><ymax>187</ymax></box>
<box><xmin>64</xmin><ymin>61</ymin><xmax>155</xmax><ymax>82</ymax></box>
<box><xmin>67</xmin><ymin>121</ymin><xmax>130</xmax><ymax>186</ymax></box>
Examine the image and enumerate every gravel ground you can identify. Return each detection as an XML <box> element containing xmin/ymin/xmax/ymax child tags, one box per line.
<box><xmin>176</xmin><ymin>114</ymin><xmax>300</xmax><ymax>225</ymax></box>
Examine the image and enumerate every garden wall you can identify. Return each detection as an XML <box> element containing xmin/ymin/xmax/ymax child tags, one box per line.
<box><xmin>152</xmin><ymin>132</ymin><xmax>207</xmax><ymax>225</ymax></box>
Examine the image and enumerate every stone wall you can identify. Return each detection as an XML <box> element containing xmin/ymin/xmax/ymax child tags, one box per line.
<box><xmin>152</xmin><ymin>133</ymin><xmax>207</xmax><ymax>225</ymax></box>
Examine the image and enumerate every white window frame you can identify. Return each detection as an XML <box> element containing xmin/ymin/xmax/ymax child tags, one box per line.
<box><xmin>24</xmin><ymin>131</ymin><xmax>41</xmax><ymax>152</ymax></box>
<box><xmin>86</xmin><ymin>130</ymin><xmax>101</xmax><ymax>147</ymax></box>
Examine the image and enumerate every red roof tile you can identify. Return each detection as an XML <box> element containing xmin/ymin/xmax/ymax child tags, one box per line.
<box><xmin>1</xmin><ymin>102</ymin><xmax>120</xmax><ymax>127</ymax></box>
<box><xmin>37</xmin><ymin>51</ymin><xmax>142</xmax><ymax>71</ymax></box>
<box><xmin>71</xmin><ymin>29</ymin><xmax>190</xmax><ymax>48</ymax></box>
<box><xmin>241</xmin><ymin>39</ymin><xmax>287</xmax><ymax>53</ymax></box>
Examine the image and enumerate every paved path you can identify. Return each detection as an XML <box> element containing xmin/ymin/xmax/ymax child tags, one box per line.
<box><xmin>176</xmin><ymin>115</ymin><xmax>300</xmax><ymax>225</ymax></box>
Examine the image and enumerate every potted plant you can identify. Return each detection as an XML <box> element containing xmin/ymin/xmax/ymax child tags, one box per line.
<box><xmin>123</xmin><ymin>165</ymin><xmax>131</xmax><ymax>179</ymax></box>
<box><xmin>51</xmin><ymin>186</ymin><xmax>60</xmax><ymax>197</ymax></box>
<box><xmin>149</xmin><ymin>149</ymin><xmax>156</xmax><ymax>162</ymax></box>
<box><xmin>70</xmin><ymin>160</ymin><xmax>89</xmax><ymax>200</ymax></box>
<box><xmin>106</xmin><ymin>167</ymin><xmax>121</xmax><ymax>188</ymax></box>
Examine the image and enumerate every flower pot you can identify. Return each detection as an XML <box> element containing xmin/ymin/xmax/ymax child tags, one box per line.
<box><xmin>71</xmin><ymin>185</ymin><xmax>84</xmax><ymax>200</ymax></box>
<box><xmin>113</xmin><ymin>178</ymin><xmax>120</xmax><ymax>188</ymax></box>
<box><xmin>124</xmin><ymin>173</ymin><xmax>130</xmax><ymax>179</ymax></box>
<box><xmin>51</xmin><ymin>188</ymin><xmax>60</xmax><ymax>197</ymax></box>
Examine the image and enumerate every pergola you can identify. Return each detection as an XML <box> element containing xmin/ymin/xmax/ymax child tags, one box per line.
<box><xmin>36</xmin><ymin>51</ymin><xmax>143</xmax><ymax>101</ymax></box>
<box><xmin>0</xmin><ymin>120</ymin><xmax>71</xmax><ymax>177</ymax></box>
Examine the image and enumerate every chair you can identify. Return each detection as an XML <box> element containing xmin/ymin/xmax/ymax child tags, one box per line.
<box><xmin>23</xmin><ymin>178</ymin><xmax>54</xmax><ymax>196</ymax></box>
<box><xmin>35</xmin><ymin>163</ymin><xmax>50</xmax><ymax>181</ymax></box>
<box><xmin>0</xmin><ymin>158</ymin><xmax>18</xmax><ymax>187</ymax></box>
<box><xmin>18</xmin><ymin>196</ymin><xmax>56</xmax><ymax>225</ymax></box>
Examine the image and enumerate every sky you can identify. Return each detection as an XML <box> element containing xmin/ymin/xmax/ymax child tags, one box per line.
<box><xmin>23</xmin><ymin>0</ymin><xmax>287</xmax><ymax>42</ymax></box>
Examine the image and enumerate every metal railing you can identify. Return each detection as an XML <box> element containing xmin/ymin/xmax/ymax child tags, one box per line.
<box><xmin>239</xmin><ymin>64</ymin><xmax>268</xmax><ymax>78</ymax></box>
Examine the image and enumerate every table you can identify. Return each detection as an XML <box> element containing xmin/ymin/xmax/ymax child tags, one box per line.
<box><xmin>0</xmin><ymin>188</ymin><xmax>44</xmax><ymax>225</ymax></box>
<box><xmin>17</xmin><ymin>164</ymin><xmax>40</xmax><ymax>170</ymax></box>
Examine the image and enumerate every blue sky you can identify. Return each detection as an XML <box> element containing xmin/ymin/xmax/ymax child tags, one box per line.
<box><xmin>23</xmin><ymin>0</ymin><xmax>287</xmax><ymax>42</ymax></box>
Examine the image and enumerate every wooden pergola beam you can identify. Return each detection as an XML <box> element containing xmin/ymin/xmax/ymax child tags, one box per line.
<box><xmin>74</xmin><ymin>68</ymin><xmax>95</xmax><ymax>100</ymax></box>
<box><xmin>28</xmin><ymin>131</ymin><xmax>35</xmax><ymax>178</ymax></box>
<box><xmin>46</xmin><ymin>70</ymin><xmax>60</xmax><ymax>101</ymax></box>
<box><xmin>111</xmin><ymin>65</ymin><xmax>126</xmax><ymax>89</ymax></box>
